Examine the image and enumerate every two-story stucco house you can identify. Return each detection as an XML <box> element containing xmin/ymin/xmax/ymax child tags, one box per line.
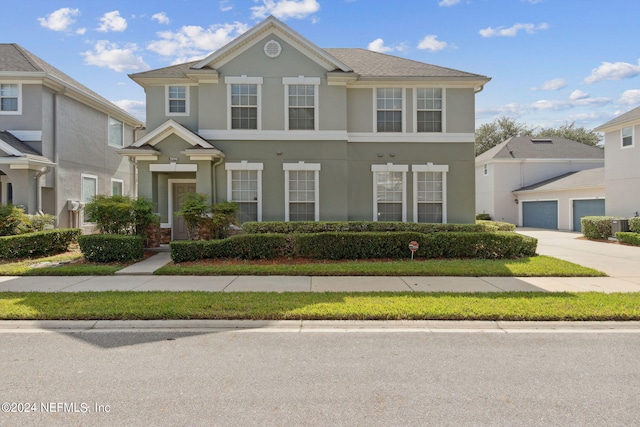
<box><xmin>475</xmin><ymin>136</ymin><xmax>604</xmax><ymax>231</ymax></box>
<box><xmin>0</xmin><ymin>44</ymin><xmax>143</xmax><ymax>230</ymax></box>
<box><xmin>122</xmin><ymin>16</ymin><xmax>490</xmax><ymax>240</ymax></box>
<box><xmin>594</xmin><ymin>105</ymin><xmax>640</xmax><ymax>218</ymax></box>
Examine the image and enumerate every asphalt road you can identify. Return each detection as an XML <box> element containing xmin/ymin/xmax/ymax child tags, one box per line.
<box><xmin>1</xmin><ymin>328</ymin><xmax>639</xmax><ymax>426</ymax></box>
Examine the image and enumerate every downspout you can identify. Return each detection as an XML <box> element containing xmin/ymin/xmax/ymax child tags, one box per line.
<box><xmin>128</xmin><ymin>157</ymin><xmax>137</xmax><ymax>198</ymax></box>
<box><xmin>34</xmin><ymin>166</ymin><xmax>51</xmax><ymax>214</ymax></box>
<box><xmin>212</xmin><ymin>157</ymin><xmax>224</xmax><ymax>204</ymax></box>
<box><xmin>53</xmin><ymin>88</ymin><xmax>67</xmax><ymax>227</ymax></box>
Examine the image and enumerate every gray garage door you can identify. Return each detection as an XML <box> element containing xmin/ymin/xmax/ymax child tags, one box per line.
<box><xmin>522</xmin><ymin>201</ymin><xmax>558</xmax><ymax>229</ymax></box>
<box><xmin>573</xmin><ymin>199</ymin><xmax>605</xmax><ymax>232</ymax></box>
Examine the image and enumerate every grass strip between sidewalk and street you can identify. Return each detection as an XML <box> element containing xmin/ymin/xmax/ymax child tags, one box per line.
<box><xmin>1</xmin><ymin>291</ymin><xmax>639</xmax><ymax>321</ymax></box>
<box><xmin>156</xmin><ymin>256</ymin><xmax>604</xmax><ymax>277</ymax></box>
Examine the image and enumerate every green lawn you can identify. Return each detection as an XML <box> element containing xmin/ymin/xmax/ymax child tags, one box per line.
<box><xmin>0</xmin><ymin>252</ymin><xmax>122</xmax><ymax>276</ymax></box>
<box><xmin>157</xmin><ymin>256</ymin><xmax>604</xmax><ymax>277</ymax></box>
<box><xmin>1</xmin><ymin>291</ymin><xmax>639</xmax><ymax>321</ymax></box>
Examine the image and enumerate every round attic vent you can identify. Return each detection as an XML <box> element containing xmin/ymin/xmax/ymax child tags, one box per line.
<box><xmin>264</xmin><ymin>40</ymin><xmax>282</xmax><ymax>58</ymax></box>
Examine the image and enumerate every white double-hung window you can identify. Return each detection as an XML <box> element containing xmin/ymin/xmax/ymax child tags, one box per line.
<box><xmin>108</xmin><ymin>117</ymin><xmax>124</xmax><ymax>148</ymax></box>
<box><xmin>622</xmin><ymin>126</ymin><xmax>634</xmax><ymax>148</ymax></box>
<box><xmin>413</xmin><ymin>164</ymin><xmax>448</xmax><ymax>223</ymax></box>
<box><xmin>0</xmin><ymin>83</ymin><xmax>20</xmax><ymax>114</ymax></box>
<box><xmin>283</xmin><ymin>76</ymin><xmax>319</xmax><ymax>131</ymax></box>
<box><xmin>226</xmin><ymin>161</ymin><xmax>263</xmax><ymax>223</ymax></box>
<box><xmin>284</xmin><ymin>162</ymin><xmax>320</xmax><ymax>221</ymax></box>
<box><xmin>376</xmin><ymin>88</ymin><xmax>403</xmax><ymax>132</ymax></box>
<box><xmin>166</xmin><ymin>85</ymin><xmax>189</xmax><ymax>115</ymax></box>
<box><xmin>416</xmin><ymin>88</ymin><xmax>443</xmax><ymax>133</ymax></box>
<box><xmin>81</xmin><ymin>174</ymin><xmax>98</xmax><ymax>223</ymax></box>
<box><xmin>226</xmin><ymin>76</ymin><xmax>263</xmax><ymax>130</ymax></box>
<box><xmin>372</xmin><ymin>164</ymin><xmax>408</xmax><ymax>222</ymax></box>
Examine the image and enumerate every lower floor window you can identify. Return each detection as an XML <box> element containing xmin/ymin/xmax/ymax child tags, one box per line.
<box><xmin>413</xmin><ymin>165</ymin><xmax>448</xmax><ymax>223</ymax></box>
<box><xmin>226</xmin><ymin>162</ymin><xmax>263</xmax><ymax>223</ymax></box>
<box><xmin>81</xmin><ymin>174</ymin><xmax>97</xmax><ymax>222</ymax></box>
<box><xmin>372</xmin><ymin>165</ymin><xmax>408</xmax><ymax>222</ymax></box>
<box><xmin>284</xmin><ymin>163</ymin><xmax>320</xmax><ymax>221</ymax></box>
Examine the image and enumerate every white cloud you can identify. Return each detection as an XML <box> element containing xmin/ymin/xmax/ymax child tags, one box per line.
<box><xmin>76</xmin><ymin>28</ymin><xmax>87</xmax><ymax>35</ymax></box>
<box><xmin>97</xmin><ymin>11</ymin><xmax>127</xmax><ymax>33</ymax></box>
<box><xmin>417</xmin><ymin>35</ymin><xmax>449</xmax><ymax>52</ymax></box>
<box><xmin>152</xmin><ymin>12</ymin><xmax>170</xmax><ymax>25</ymax></box>
<box><xmin>367</xmin><ymin>38</ymin><xmax>407</xmax><ymax>54</ymax></box>
<box><xmin>532</xmin><ymin>78</ymin><xmax>566</xmax><ymax>91</ymax></box>
<box><xmin>83</xmin><ymin>41</ymin><xmax>149</xmax><ymax>72</ymax></box>
<box><xmin>113</xmin><ymin>99</ymin><xmax>146</xmax><ymax>121</ymax></box>
<box><xmin>569</xmin><ymin>90</ymin><xmax>589</xmax><ymax>101</ymax></box>
<box><xmin>220</xmin><ymin>0</ymin><xmax>234</xmax><ymax>12</ymax></box>
<box><xmin>147</xmin><ymin>22</ymin><xmax>249</xmax><ymax>58</ymax></box>
<box><xmin>618</xmin><ymin>89</ymin><xmax>640</xmax><ymax>106</ymax></box>
<box><xmin>251</xmin><ymin>0</ymin><xmax>320</xmax><ymax>20</ymax></box>
<box><xmin>479</xmin><ymin>22</ymin><xmax>549</xmax><ymax>38</ymax></box>
<box><xmin>478</xmin><ymin>92</ymin><xmax>611</xmax><ymax>118</ymax></box>
<box><xmin>37</xmin><ymin>7</ymin><xmax>80</xmax><ymax>32</ymax></box>
<box><xmin>439</xmin><ymin>0</ymin><xmax>460</xmax><ymax>6</ymax></box>
<box><xmin>583</xmin><ymin>60</ymin><xmax>640</xmax><ymax>84</ymax></box>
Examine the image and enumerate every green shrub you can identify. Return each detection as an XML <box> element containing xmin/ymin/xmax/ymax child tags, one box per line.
<box><xmin>476</xmin><ymin>220</ymin><xmax>516</xmax><ymax>232</ymax></box>
<box><xmin>171</xmin><ymin>231</ymin><xmax>537</xmax><ymax>262</ymax></box>
<box><xmin>209</xmin><ymin>201</ymin><xmax>239</xmax><ymax>239</ymax></box>
<box><xmin>616</xmin><ymin>232</ymin><xmax>640</xmax><ymax>246</ymax></box>
<box><xmin>581</xmin><ymin>216</ymin><xmax>618</xmax><ymax>240</ymax></box>
<box><xmin>242</xmin><ymin>221</ymin><xmax>485</xmax><ymax>234</ymax></box>
<box><xmin>629</xmin><ymin>217</ymin><xmax>640</xmax><ymax>233</ymax></box>
<box><xmin>476</xmin><ymin>213</ymin><xmax>492</xmax><ymax>221</ymax></box>
<box><xmin>0</xmin><ymin>204</ymin><xmax>32</xmax><ymax>236</ymax></box>
<box><xmin>27</xmin><ymin>214</ymin><xmax>55</xmax><ymax>231</ymax></box>
<box><xmin>0</xmin><ymin>229</ymin><xmax>80</xmax><ymax>259</ymax></box>
<box><xmin>78</xmin><ymin>234</ymin><xmax>144</xmax><ymax>263</ymax></box>
<box><xmin>84</xmin><ymin>195</ymin><xmax>156</xmax><ymax>236</ymax></box>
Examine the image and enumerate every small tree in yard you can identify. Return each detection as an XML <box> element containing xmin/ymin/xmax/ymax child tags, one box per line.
<box><xmin>175</xmin><ymin>193</ymin><xmax>238</xmax><ymax>240</ymax></box>
<box><xmin>84</xmin><ymin>195</ymin><xmax>157</xmax><ymax>235</ymax></box>
<box><xmin>210</xmin><ymin>201</ymin><xmax>239</xmax><ymax>239</ymax></box>
<box><xmin>0</xmin><ymin>204</ymin><xmax>32</xmax><ymax>236</ymax></box>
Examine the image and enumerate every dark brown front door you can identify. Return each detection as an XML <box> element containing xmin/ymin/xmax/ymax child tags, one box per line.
<box><xmin>172</xmin><ymin>182</ymin><xmax>196</xmax><ymax>240</ymax></box>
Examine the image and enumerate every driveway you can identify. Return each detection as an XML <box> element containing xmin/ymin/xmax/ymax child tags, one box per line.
<box><xmin>517</xmin><ymin>228</ymin><xmax>640</xmax><ymax>280</ymax></box>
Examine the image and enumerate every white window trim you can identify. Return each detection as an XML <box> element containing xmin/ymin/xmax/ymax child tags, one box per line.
<box><xmin>622</xmin><ymin>126</ymin><xmax>634</xmax><ymax>149</ymax></box>
<box><xmin>0</xmin><ymin>83</ymin><xmax>22</xmax><ymax>115</ymax></box>
<box><xmin>371</xmin><ymin>163</ymin><xmax>408</xmax><ymax>222</ymax></box>
<box><xmin>412</xmin><ymin>164</ymin><xmax>449</xmax><ymax>224</ymax></box>
<box><xmin>225</xmin><ymin>161</ymin><xmax>264</xmax><ymax>222</ymax></box>
<box><xmin>111</xmin><ymin>178</ymin><xmax>124</xmax><ymax>196</ymax></box>
<box><xmin>108</xmin><ymin>116</ymin><xmax>124</xmax><ymax>148</ymax></box>
<box><xmin>374</xmin><ymin>88</ymin><xmax>406</xmax><ymax>133</ymax></box>
<box><xmin>283</xmin><ymin>161</ymin><xmax>321</xmax><ymax>221</ymax></box>
<box><xmin>81</xmin><ymin>174</ymin><xmax>98</xmax><ymax>224</ymax></box>
<box><xmin>225</xmin><ymin>76</ymin><xmax>263</xmax><ymax>131</ymax></box>
<box><xmin>283</xmin><ymin>76</ymin><xmax>320</xmax><ymax>131</ymax></box>
<box><xmin>413</xmin><ymin>88</ymin><xmax>445</xmax><ymax>133</ymax></box>
<box><xmin>165</xmin><ymin>85</ymin><xmax>190</xmax><ymax>117</ymax></box>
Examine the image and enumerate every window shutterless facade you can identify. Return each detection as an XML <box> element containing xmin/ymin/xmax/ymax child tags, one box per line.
<box><xmin>166</xmin><ymin>85</ymin><xmax>188</xmax><ymax>115</ymax></box>
<box><xmin>413</xmin><ymin>164</ymin><xmax>448</xmax><ymax>224</ymax></box>
<box><xmin>283</xmin><ymin>77</ymin><xmax>320</xmax><ymax>131</ymax></box>
<box><xmin>284</xmin><ymin>162</ymin><xmax>320</xmax><ymax>221</ymax></box>
<box><xmin>376</xmin><ymin>88</ymin><xmax>403</xmax><ymax>132</ymax></box>
<box><xmin>226</xmin><ymin>76</ymin><xmax>263</xmax><ymax>131</ymax></box>
<box><xmin>622</xmin><ymin>126</ymin><xmax>633</xmax><ymax>148</ymax></box>
<box><xmin>226</xmin><ymin>162</ymin><xmax>263</xmax><ymax>223</ymax></box>
<box><xmin>416</xmin><ymin>88</ymin><xmax>443</xmax><ymax>132</ymax></box>
<box><xmin>111</xmin><ymin>178</ymin><xmax>124</xmax><ymax>196</ymax></box>
<box><xmin>108</xmin><ymin>116</ymin><xmax>124</xmax><ymax>148</ymax></box>
<box><xmin>0</xmin><ymin>83</ymin><xmax>20</xmax><ymax>114</ymax></box>
<box><xmin>81</xmin><ymin>174</ymin><xmax>98</xmax><ymax>223</ymax></box>
<box><xmin>372</xmin><ymin>164</ymin><xmax>408</xmax><ymax>222</ymax></box>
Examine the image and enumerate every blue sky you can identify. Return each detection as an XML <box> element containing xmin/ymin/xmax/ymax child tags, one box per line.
<box><xmin>5</xmin><ymin>0</ymin><xmax>640</xmax><ymax>130</ymax></box>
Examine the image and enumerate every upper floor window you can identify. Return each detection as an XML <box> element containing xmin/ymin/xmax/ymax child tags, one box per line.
<box><xmin>283</xmin><ymin>77</ymin><xmax>320</xmax><ymax>131</ymax></box>
<box><xmin>167</xmin><ymin>85</ymin><xmax>188</xmax><ymax>115</ymax></box>
<box><xmin>416</xmin><ymin>88</ymin><xmax>443</xmax><ymax>132</ymax></box>
<box><xmin>226</xmin><ymin>76</ymin><xmax>263</xmax><ymax>131</ymax></box>
<box><xmin>376</xmin><ymin>88</ymin><xmax>403</xmax><ymax>132</ymax></box>
<box><xmin>108</xmin><ymin>117</ymin><xmax>124</xmax><ymax>148</ymax></box>
<box><xmin>0</xmin><ymin>83</ymin><xmax>20</xmax><ymax>114</ymax></box>
<box><xmin>622</xmin><ymin>126</ymin><xmax>633</xmax><ymax>148</ymax></box>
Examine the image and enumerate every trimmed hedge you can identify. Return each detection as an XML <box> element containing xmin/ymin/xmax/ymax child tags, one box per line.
<box><xmin>476</xmin><ymin>213</ymin><xmax>492</xmax><ymax>221</ymax></box>
<box><xmin>241</xmin><ymin>221</ymin><xmax>487</xmax><ymax>234</ymax></box>
<box><xmin>616</xmin><ymin>232</ymin><xmax>640</xmax><ymax>246</ymax></box>
<box><xmin>170</xmin><ymin>231</ymin><xmax>537</xmax><ymax>262</ymax></box>
<box><xmin>0</xmin><ymin>229</ymin><xmax>80</xmax><ymax>259</ymax></box>
<box><xmin>629</xmin><ymin>217</ymin><xmax>640</xmax><ymax>233</ymax></box>
<box><xmin>476</xmin><ymin>220</ymin><xmax>516</xmax><ymax>232</ymax></box>
<box><xmin>581</xmin><ymin>216</ymin><xmax>618</xmax><ymax>240</ymax></box>
<box><xmin>78</xmin><ymin>234</ymin><xmax>144</xmax><ymax>263</ymax></box>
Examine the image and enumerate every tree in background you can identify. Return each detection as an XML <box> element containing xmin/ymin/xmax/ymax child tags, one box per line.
<box><xmin>475</xmin><ymin>116</ymin><xmax>602</xmax><ymax>156</ymax></box>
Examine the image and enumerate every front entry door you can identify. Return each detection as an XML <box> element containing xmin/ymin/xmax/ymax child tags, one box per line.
<box><xmin>172</xmin><ymin>182</ymin><xmax>196</xmax><ymax>240</ymax></box>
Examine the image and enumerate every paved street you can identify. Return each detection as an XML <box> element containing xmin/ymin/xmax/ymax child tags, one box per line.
<box><xmin>1</xmin><ymin>324</ymin><xmax>640</xmax><ymax>426</ymax></box>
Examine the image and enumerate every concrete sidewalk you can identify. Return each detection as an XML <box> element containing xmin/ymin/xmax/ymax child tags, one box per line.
<box><xmin>1</xmin><ymin>274</ymin><xmax>639</xmax><ymax>293</ymax></box>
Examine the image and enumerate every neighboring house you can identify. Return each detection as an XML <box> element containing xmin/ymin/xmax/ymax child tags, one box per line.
<box><xmin>0</xmin><ymin>44</ymin><xmax>143</xmax><ymax>231</ymax></box>
<box><xmin>594</xmin><ymin>105</ymin><xmax>640</xmax><ymax>218</ymax></box>
<box><xmin>475</xmin><ymin>136</ymin><xmax>604</xmax><ymax>230</ymax></box>
<box><xmin>123</xmin><ymin>16</ymin><xmax>490</xmax><ymax>240</ymax></box>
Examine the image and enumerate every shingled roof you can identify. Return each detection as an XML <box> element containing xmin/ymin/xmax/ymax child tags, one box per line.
<box><xmin>476</xmin><ymin>136</ymin><xmax>604</xmax><ymax>162</ymax></box>
<box><xmin>514</xmin><ymin>167</ymin><xmax>604</xmax><ymax>193</ymax></box>
<box><xmin>0</xmin><ymin>131</ymin><xmax>53</xmax><ymax>164</ymax></box>
<box><xmin>594</xmin><ymin>105</ymin><xmax>640</xmax><ymax>132</ymax></box>
<box><xmin>0</xmin><ymin>44</ymin><xmax>142</xmax><ymax>126</ymax></box>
